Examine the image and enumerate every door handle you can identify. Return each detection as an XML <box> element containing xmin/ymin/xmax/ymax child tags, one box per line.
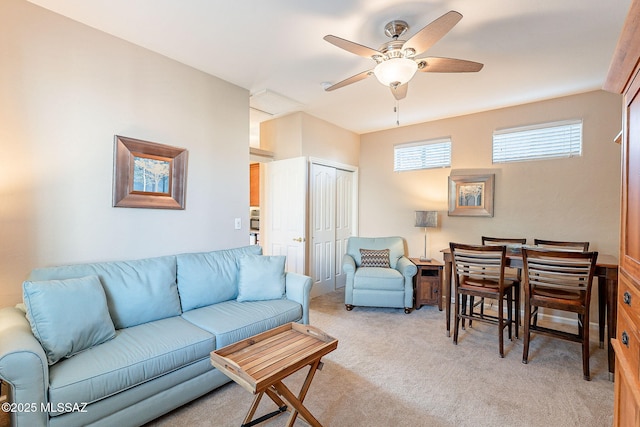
<box><xmin>293</xmin><ymin>237</ymin><xmax>305</xmax><ymax>242</ymax></box>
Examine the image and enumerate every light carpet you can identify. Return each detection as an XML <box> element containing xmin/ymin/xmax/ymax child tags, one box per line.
<box><xmin>146</xmin><ymin>290</ymin><xmax>613</xmax><ymax>427</ymax></box>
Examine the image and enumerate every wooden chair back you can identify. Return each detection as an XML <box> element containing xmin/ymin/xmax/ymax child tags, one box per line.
<box><xmin>522</xmin><ymin>248</ymin><xmax>597</xmax><ymax>298</ymax></box>
<box><xmin>533</xmin><ymin>239</ymin><xmax>589</xmax><ymax>251</ymax></box>
<box><xmin>450</xmin><ymin>243</ymin><xmax>507</xmax><ymax>290</ymax></box>
<box><xmin>482</xmin><ymin>236</ymin><xmax>527</xmax><ymax>246</ymax></box>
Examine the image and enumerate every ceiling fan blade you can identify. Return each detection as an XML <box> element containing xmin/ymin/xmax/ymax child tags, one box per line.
<box><xmin>324</xmin><ymin>69</ymin><xmax>373</xmax><ymax>91</ymax></box>
<box><xmin>402</xmin><ymin>11</ymin><xmax>463</xmax><ymax>56</ymax></box>
<box><xmin>417</xmin><ymin>57</ymin><xmax>484</xmax><ymax>73</ymax></box>
<box><xmin>324</xmin><ymin>35</ymin><xmax>382</xmax><ymax>59</ymax></box>
<box><xmin>391</xmin><ymin>83</ymin><xmax>408</xmax><ymax>100</ymax></box>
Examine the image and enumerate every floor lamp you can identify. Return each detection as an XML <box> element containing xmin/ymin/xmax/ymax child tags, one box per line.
<box><xmin>415</xmin><ymin>211</ymin><xmax>438</xmax><ymax>261</ymax></box>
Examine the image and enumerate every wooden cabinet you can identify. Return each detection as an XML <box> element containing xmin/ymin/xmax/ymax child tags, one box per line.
<box><xmin>604</xmin><ymin>1</ymin><xmax>640</xmax><ymax>424</ymax></box>
<box><xmin>250</xmin><ymin>163</ymin><xmax>260</xmax><ymax>207</ymax></box>
<box><xmin>409</xmin><ymin>258</ymin><xmax>443</xmax><ymax>309</ymax></box>
<box><xmin>613</xmin><ymin>272</ymin><xmax>640</xmax><ymax>426</ymax></box>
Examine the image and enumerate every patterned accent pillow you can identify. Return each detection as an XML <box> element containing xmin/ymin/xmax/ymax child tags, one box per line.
<box><xmin>360</xmin><ymin>249</ymin><xmax>391</xmax><ymax>268</ymax></box>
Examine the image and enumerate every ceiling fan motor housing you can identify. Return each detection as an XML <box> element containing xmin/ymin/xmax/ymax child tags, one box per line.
<box><xmin>378</xmin><ymin>40</ymin><xmax>412</xmax><ymax>61</ymax></box>
<box><xmin>384</xmin><ymin>20</ymin><xmax>409</xmax><ymax>38</ymax></box>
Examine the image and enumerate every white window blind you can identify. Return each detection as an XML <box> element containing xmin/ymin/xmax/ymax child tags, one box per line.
<box><xmin>492</xmin><ymin>119</ymin><xmax>582</xmax><ymax>164</ymax></box>
<box><xmin>394</xmin><ymin>138</ymin><xmax>451</xmax><ymax>172</ymax></box>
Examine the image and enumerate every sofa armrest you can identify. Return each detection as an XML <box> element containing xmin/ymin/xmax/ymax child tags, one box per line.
<box><xmin>284</xmin><ymin>272</ymin><xmax>313</xmax><ymax>325</ymax></box>
<box><xmin>0</xmin><ymin>307</ymin><xmax>49</xmax><ymax>427</ymax></box>
<box><xmin>342</xmin><ymin>254</ymin><xmax>356</xmax><ymax>305</ymax></box>
<box><xmin>396</xmin><ymin>256</ymin><xmax>418</xmax><ymax>278</ymax></box>
<box><xmin>397</xmin><ymin>256</ymin><xmax>418</xmax><ymax>309</ymax></box>
<box><xmin>342</xmin><ymin>254</ymin><xmax>356</xmax><ymax>274</ymax></box>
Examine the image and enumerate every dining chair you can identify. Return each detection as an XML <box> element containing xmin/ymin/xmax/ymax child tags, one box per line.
<box><xmin>531</xmin><ymin>240</ymin><xmax>590</xmax><ymax>329</ymax></box>
<box><xmin>450</xmin><ymin>243</ymin><xmax>516</xmax><ymax>357</ymax></box>
<box><xmin>474</xmin><ymin>237</ymin><xmax>527</xmax><ymax>332</ymax></box>
<box><xmin>533</xmin><ymin>239</ymin><xmax>589</xmax><ymax>251</ymax></box>
<box><xmin>521</xmin><ymin>248</ymin><xmax>598</xmax><ymax>380</ymax></box>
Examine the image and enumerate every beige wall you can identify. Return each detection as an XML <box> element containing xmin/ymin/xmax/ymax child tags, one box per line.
<box><xmin>0</xmin><ymin>0</ymin><xmax>250</xmax><ymax>307</ymax></box>
<box><xmin>260</xmin><ymin>113</ymin><xmax>303</xmax><ymax>160</ymax></box>
<box><xmin>261</xmin><ymin>112</ymin><xmax>360</xmax><ymax>166</ymax></box>
<box><xmin>359</xmin><ymin>90</ymin><xmax>622</xmax><ymax>260</ymax></box>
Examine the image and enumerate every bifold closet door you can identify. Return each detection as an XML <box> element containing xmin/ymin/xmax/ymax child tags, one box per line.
<box><xmin>311</xmin><ymin>164</ymin><xmax>337</xmax><ymax>295</ymax></box>
<box><xmin>311</xmin><ymin>163</ymin><xmax>355</xmax><ymax>294</ymax></box>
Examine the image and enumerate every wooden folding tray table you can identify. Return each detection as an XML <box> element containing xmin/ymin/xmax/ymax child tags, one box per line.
<box><xmin>210</xmin><ymin>323</ymin><xmax>338</xmax><ymax>427</ymax></box>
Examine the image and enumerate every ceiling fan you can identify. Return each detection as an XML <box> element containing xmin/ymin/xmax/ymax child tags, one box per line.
<box><xmin>323</xmin><ymin>10</ymin><xmax>483</xmax><ymax>100</ymax></box>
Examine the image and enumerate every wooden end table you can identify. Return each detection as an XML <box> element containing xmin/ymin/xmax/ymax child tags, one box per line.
<box><xmin>210</xmin><ymin>323</ymin><xmax>338</xmax><ymax>427</ymax></box>
<box><xmin>409</xmin><ymin>258</ymin><xmax>444</xmax><ymax>310</ymax></box>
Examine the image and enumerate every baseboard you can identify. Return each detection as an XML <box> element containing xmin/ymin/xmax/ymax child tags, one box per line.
<box><xmin>468</xmin><ymin>299</ymin><xmax>605</xmax><ymax>340</ymax></box>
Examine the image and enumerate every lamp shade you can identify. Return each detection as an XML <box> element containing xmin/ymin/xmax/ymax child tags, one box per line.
<box><xmin>415</xmin><ymin>211</ymin><xmax>437</xmax><ymax>228</ymax></box>
<box><xmin>374</xmin><ymin>58</ymin><xmax>418</xmax><ymax>87</ymax></box>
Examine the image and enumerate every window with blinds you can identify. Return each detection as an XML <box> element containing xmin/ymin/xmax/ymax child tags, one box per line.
<box><xmin>394</xmin><ymin>138</ymin><xmax>452</xmax><ymax>172</ymax></box>
<box><xmin>492</xmin><ymin>119</ymin><xmax>582</xmax><ymax>164</ymax></box>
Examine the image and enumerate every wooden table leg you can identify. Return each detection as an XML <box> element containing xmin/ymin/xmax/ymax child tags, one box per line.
<box><xmin>444</xmin><ymin>258</ymin><xmax>452</xmax><ymax>337</ymax></box>
<box><xmin>265</xmin><ymin>386</ymin><xmax>287</xmax><ymax>409</ymax></box>
<box><xmin>242</xmin><ymin>392</ymin><xmax>264</xmax><ymax>427</ymax></box>
<box><xmin>273</xmin><ymin>359</ymin><xmax>323</xmax><ymax>427</ymax></box>
<box><xmin>242</xmin><ymin>387</ymin><xmax>287</xmax><ymax>427</ymax></box>
<box><xmin>598</xmin><ymin>276</ymin><xmax>606</xmax><ymax>349</ymax></box>
<box><xmin>438</xmin><ymin>266</ymin><xmax>444</xmax><ymax>311</ymax></box>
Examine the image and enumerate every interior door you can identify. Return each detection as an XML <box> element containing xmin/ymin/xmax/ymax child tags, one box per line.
<box><xmin>262</xmin><ymin>157</ymin><xmax>307</xmax><ymax>274</ymax></box>
<box><xmin>310</xmin><ymin>163</ymin><xmax>336</xmax><ymax>295</ymax></box>
<box><xmin>335</xmin><ymin>168</ymin><xmax>354</xmax><ymax>289</ymax></box>
<box><xmin>310</xmin><ymin>162</ymin><xmax>356</xmax><ymax>293</ymax></box>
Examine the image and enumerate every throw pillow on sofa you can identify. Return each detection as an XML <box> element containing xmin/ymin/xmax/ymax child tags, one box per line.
<box><xmin>22</xmin><ymin>275</ymin><xmax>116</xmax><ymax>365</ymax></box>
<box><xmin>237</xmin><ymin>255</ymin><xmax>286</xmax><ymax>302</ymax></box>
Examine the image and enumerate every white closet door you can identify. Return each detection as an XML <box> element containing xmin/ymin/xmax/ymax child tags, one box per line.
<box><xmin>310</xmin><ymin>162</ymin><xmax>356</xmax><ymax>294</ymax></box>
<box><xmin>334</xmin><ymin>168</ymin><xmax>354</xmax><ymax>289</ymax></box>
<box><xmin>310</xmin><ymin>163</ymin><xmax>336</xmax><ymax>295</ymax></box>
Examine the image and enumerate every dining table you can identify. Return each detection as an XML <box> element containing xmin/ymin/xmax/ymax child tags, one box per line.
<box><xmin>440</xmin><ymin>247</ymin><xmax>619</xmax><ymax>379</ymax></box>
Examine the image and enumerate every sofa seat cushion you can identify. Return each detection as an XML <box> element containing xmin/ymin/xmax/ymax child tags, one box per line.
<box><xmin>181</xmin><ymin>299</ymin><xmax>302</xmax><ymax>349</ymax></box>
<box><xmin>353</xmin><ymin>267</ymin><xmax>404</xmax><ymax>291</ymax></box>
<box><xmin>47</xmin><ymin>316</ymin><xmax>214</xmax><ymax>412</ymax></box>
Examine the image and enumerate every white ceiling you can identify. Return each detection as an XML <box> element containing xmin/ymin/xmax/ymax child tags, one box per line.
<box><xmin>26</xmin><ymin>0</ymin><xmax>630</xmax><ymax>134</ymax></box>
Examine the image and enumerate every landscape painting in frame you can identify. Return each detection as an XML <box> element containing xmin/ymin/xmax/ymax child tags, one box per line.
<box><xmin>133</xmin><ymin>155</ymin><xmax>171</xmax><ymax>194</ymax></box>
<box><xmin>112</xmin><ymin>135</ymin><xmax>188</xmax><ymax>209</ymax></box>
<box><xmin>448</xmin><ymin>174</ymin><xmax>494</xmax><ymax>217</ymax></box>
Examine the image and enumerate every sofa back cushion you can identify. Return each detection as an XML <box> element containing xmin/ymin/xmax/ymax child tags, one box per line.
<box><xmin>346</xmin><ymin>237</ymin><xmax>405</xmax><ymax>269</ymax></box>
<box><xmin>23</xmin><ymin>275</ymin><xmax>116</xmax><ymax>364</ymax></box>
<box><xmin>28</xmin><ymin>256</ymin><xmax>180</xmax><ymax>329</ymax></box>
<box><xmin>176</xmin><ymin>245</ymin><xmax>263</xmax><ymax>311</ymax></box>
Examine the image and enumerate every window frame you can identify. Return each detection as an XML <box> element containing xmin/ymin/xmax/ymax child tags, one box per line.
<box><xmin>393</xmin><ymin>137</ymin><xmax>452</xmax><ymax>172</ymax></box>
<box><xmin>492</xmin><ymin>119</ymin><xmax>583</xmax><ymax>164</ymax></box>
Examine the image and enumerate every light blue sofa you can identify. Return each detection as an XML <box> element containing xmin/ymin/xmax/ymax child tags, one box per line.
<box><xmin>0</xmin><ymin>245</ymin><xmax>312</xmax><ymax>427</ymax></box>
<box><xmin>342</xmin><ymin>236</ymin><xmax>417</xmax><ymax>313</ymax></box>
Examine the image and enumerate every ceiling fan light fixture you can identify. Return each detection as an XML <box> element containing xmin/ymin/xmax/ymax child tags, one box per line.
<box><xmin>373</xmin><ymin>57</ymin><xmax>418</xmax><ymax>87</ymax></box>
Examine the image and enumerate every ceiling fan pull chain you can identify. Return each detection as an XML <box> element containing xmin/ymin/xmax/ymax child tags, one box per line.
<box><xmin>395</xmin><ymin>101</ymin><xmax>400</xmax><ymax>126</ymax></box>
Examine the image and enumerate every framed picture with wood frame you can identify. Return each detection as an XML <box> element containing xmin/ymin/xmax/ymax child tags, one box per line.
<box><xmin>112</xmin><ymin>135</ymin><xmax>188</xmax><ymax>209</ymax></box>
<box><xmin>448</xmin><ymin>174</ymin><xmax>494</xmax><ymax>217</ymax></box>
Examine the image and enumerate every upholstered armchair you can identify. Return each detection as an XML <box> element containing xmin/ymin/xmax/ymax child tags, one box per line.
<box><xmin>342</xmin><ymin>236</ymin><xmax>417</xmax><ymax>313</ymax></box>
